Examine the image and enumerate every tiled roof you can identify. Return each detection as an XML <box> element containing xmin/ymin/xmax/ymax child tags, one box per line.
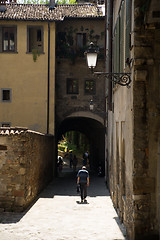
<box><xmin>0</xmin><ymin>3</ymin><xmax>104</xmax><ymax>21</ymax></box>
<box><xmin>0</xmin><ymin>127</ymin><xmax>45</xmax><ymax>136</ymax></box>
<box><xmin>0</xmin><ymin>127</ymin><xmax>28</xmax><ymax>135</ymax></box>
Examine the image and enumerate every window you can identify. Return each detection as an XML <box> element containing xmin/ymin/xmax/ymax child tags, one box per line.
<box><xmin>1</xmin><ymin>26</ymin><xmax>17</xmax><ymax>52</ymax></box>
<box><xmin>113</xmin><ymin>0</ymin><xmax>131</xmax><ymax>73</ymax></box>
<box><xmin>113</xmin><ymin>16</ymin><xmax>120</xmax><ymax>73</ymax></box>
<box><xmin>67</xmin><ymin>78</ymin><xmax>78</xmax><ymax>94</ymax></box>
<box><xmin>120</xmin><ymin>2</ymin><xmax>124</xmax><ymax>72</ymax></box>
<box><xmin>27</xmin><ymin>26</ymin><xmax>43</xmax><ymax>53</ymax></box>
<box><xmin>77</xmin><ymin>33</ymin><xmax>86</xmax><ymax>48</ymax></box>
<box><xmin>1</xmin><ymin>89</ymin><xmax>11</xmax><ymax>102</ymax></box>
<box><xmin>113</xmin><ymin>1</ymin><xmax>126</xmax><ymax>73</ymax></box>
<box><xmin>56</xmin><ymin>32</ymin><xmax>67</xmax><ymax>57</ymax></box>
<box><xmin>57</xmin><ymin>32</ymin><xmax>66</xmax><ymax>45</ymax></box>
<box><xmin>37</xmin><ymin>29</ymin><xmax>41</xmax><ymax>42</ymax></box>
<box><xmin>125</xmin><ymin>0</ymin><xmax>131</xmax><ymax>62</ymax></box>
<box><xmin>85</xmin><ymin>79</ymin><xmax>95</xmax><ymax>94</ymax></box>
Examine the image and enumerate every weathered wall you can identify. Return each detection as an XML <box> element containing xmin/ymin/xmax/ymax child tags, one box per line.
<box><xmin>108</xmin><ymin>0</ymin><xmax>160</xmax><ymax>239</ymax></box>
<box><xmin>56</xmin><ymin>19</ymin><xmax>105</xmax><ymax>124</ymax></box>
<box><xmin>111</xmin><ymin>85</ymin><xmax>134</xmax><ymax>236</ymax></box>
<box><xmin>108</xmin><ymin>0</ymin><xmax>135</xmax><ymax>238</ymax></box>
<box><xmin>0</xmin><ymin>128</ymin><xmax>55</xmax><ymax>212</ymax></box>
<box><xmin>131</xmin><ymin>25</ymin><xmax>160</xmax><ymax>240</ymax></box>
<box><xmin>55</xmin><ymin>18</ymin><xmax>106</xmax><ymax>173</ymax></box>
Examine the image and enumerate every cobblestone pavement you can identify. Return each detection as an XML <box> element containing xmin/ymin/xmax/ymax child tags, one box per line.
<box><xmin>0</xmin><ymin>167</ymin><xmax>127</xmax><ymax>240</ymax></box>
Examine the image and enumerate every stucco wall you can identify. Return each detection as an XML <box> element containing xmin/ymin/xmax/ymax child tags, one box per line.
<box><xmin>0</xmin><ymin>20</ymin><xmax>55</xmax><ymax>135</ymax></box>
<box><xmin>0</xmin><ymin>128</ymin><xmax>55</xmax><ymax>212</ymax></box>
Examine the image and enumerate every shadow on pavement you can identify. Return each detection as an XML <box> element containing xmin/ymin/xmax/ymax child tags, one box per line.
<box><xmin>0</xmin><ymin>168</ymin><xmax>109</xmax><ymax>224</ymax></box>
<box><xmin>40</xmin><ymin>168</ymin><xmax>110</xmax><ymax>198</ymax></box>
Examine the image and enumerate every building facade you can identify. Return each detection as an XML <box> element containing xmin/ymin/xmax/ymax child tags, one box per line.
<box><xmin>0</xmin><ymin>3</ymin><xmax>57</xmax><ymax>134</ymax></box>
<box><xmin>0</xmin><ymin>2</ymin><xmax>106</xmax><ymax>171</ymax></box>
<box><xmin>106</xmin><ymin>0</ymin><xmax>160</xmax><ymax>239</ymax></box>
<box><xmin>0</xmin><ymin>1</ymin><xmax>106</xmax><ymax>210</ymax></box>
<box><xmin>55</xmin><ymin>15</ymin><xmax>105</xmax><ymax>171</ymax></box>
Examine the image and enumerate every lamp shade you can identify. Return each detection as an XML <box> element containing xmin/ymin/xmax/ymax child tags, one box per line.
<box><xmin>85</xmin><ymin>42</ymin><xmax>99</xmax><ymax>69</ymax></box>
<box><xmin>86</xmin><ymin>52</ymin><xmax>98</xmax><ymax>69</ymax></box>
<box><xmin>89</xmin><ymin>99</ymin><xmax>94</xmax><ymax>111</ymax></box>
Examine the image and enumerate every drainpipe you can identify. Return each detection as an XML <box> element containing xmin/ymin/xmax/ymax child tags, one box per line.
<box><xmin>47</xmin><ymin>21</ymin><xmax>50</xmax><ymax>134</ymax></box>
<box><xmin>105</xmin><ymin>0</ymin><xmax>113</xmax><ymax>187</ymax></box>
<box><xmin>107</xmin><ymin>0</ymin><xmax>113</xmax><ymax>111</ymax></box>
<box><xmin>104</xmin><ymin>0</ymin><xmax>107</xmax><ymax>126</ymax></box>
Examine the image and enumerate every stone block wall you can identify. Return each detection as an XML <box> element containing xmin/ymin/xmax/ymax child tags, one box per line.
<box><xmin>0</xmin><ymin>128</ymin><xmax>55</xmax><ymax>212</ymax></box>
<box><xmin>109</xmin><ymin>1</ymin><xmax>160</xmax><ymax>239</ymax></box>
<box><xmin>131</xmin><ymin>10</ymin><xmax>160</xmax><ymax>239</ymax></box>
<box><xmin>55</xmin><ymin>19</ymin><xmax>105</xmax><ymax>125</ymax></box>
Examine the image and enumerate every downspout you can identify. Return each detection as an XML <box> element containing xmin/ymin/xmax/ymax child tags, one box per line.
<box><xmin>108</xmin><ymin>0</ymin><xmax>113</xmax><ymax>111</ymax></box>
<box><xmin>104</xmin><ymin>0</ymin><xmax>108</xmax><ymax>183</ymax></box>
<box><xmin>105</xmin><ymin>0</ymin><xmax>113</xmax><ymax>187</ymax></box>
<box><xmin>47</xmin><ymin>21</ymin><xmax>50</xmax><ymax>134</ymax></box>
<box><xmin>104</xmin><ymin>0</ymin><xmax>107</xmax><ymax>126</ymax></box>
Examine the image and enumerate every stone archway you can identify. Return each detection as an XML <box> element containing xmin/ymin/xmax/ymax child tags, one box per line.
<box><xmin>56</xmin><ymin>114</ymin><xmax>105</xmax><ymax>174</ymax></box>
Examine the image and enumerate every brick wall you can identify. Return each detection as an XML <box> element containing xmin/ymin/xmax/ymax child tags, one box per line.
<box><xmin>0</xmin><ymin>128</ymin><xmax>55</xmax><ymax>212</ymax></box>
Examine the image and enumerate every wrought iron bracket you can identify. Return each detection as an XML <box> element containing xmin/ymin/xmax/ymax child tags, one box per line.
<box><xmin>94</xmin><ymin>72</ymin><xmax>131</xmax><ymax>87</ymax></box>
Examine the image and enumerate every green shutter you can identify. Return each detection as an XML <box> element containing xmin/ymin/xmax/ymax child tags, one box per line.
<box><xmin>120</xmin><ymin>1</ymin><xmax>124</xmax><ymax>72</ymax></box>
<box><xmin>113</xmin><ymin>27</ymin><xmax>116</xmax><ymax>73</ymax></box>
<box><xmin>125</xmin><ymin>0</ymin><xmax>131</xmax><ymax>62</ymax></box>
<box><xmin>116</xmin><ymin>16</ymin><xmax>120</xmax><ymax>73</ymax></box>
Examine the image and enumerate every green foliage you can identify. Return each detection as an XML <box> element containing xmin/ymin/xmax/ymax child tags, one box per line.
<box><xmin>32</xmin><ymin>49</ymin><xmax>40</xmax><ymax>62</ymax></box>
<box><xmin>101</xmin><ymin>31</ymin><xmax>105</xmax><ymax>39</ymax></box>
<box><xmin>17</xmin><ymin>0</ymin><xmax>76</xmax><ymax>4</ymax></box>
<box><xmin>18</xmin><ymin>0</ymin><xmax>49</xmax><ymax>3</ymax></box>
<box><xmin>68</xmin><ymin>0</ymin><xmax>77</xmax><ymax>4</ymax></box>
<box><xmin>58</xmin><ymin>131</ymin><xmax>90</xmax><ymax>159</ymax></box>
<box><xmin>56</xmin><ymin>0</ymin><xmax>77</xmax><ymax>4</ymax></box>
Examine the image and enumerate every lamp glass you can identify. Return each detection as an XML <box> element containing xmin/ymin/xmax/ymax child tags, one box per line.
<box><xmin>87</xmin><ymin>52</ymin><xmax>97</xmax><ymax>68</ymax></box>
<box><xmin>89</xmin><ymin>100</ymin><xmax>94</xmax><ymax>111</ymax></box>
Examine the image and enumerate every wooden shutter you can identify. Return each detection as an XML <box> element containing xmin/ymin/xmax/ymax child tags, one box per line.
<box><xmin>120</xmin><ymin>1</ymin><xmax>124</xmax><ymax>72</ymax></box>
<box><xmin>125</xmin><ymin>0</ymin><xmax>131</xmax><ymax>62</ymax></box>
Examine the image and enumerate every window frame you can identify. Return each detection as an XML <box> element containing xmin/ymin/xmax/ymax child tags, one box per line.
<box><xmin>125</xmin><ymin>0</ymin><xmax>131</xmax><ymax>64</ymax></box>
<box><xmin>0</xmin><ymin>25</ymin><xmax>17</xmax><ymax>53</ymax></box>
<box><xmin>1</xmin><ymin>88</ymin><xmax>12</xmax><ymax>102</ymax></box>
<box><xmin>76</xmin><ymin>33</ymin><xmax>87</xmax><ymax>48</ymax></box>
<box><xmin>84</xmin><ymin>79</ymin><xmax>96</xmax><ymax>95</ymax></box>
<box><xmin>27</xmin><ymin>25</ymin><xmax>44</xmax><ymax>53</ymax></box>
<box><xmin>66</xmin><ymin>78</ymin><xmax>79</xmax><ymax>94</ymax></box>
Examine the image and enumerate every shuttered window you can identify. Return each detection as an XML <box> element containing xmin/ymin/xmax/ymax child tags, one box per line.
<box><xmin>85</xmin><ymin>79</ymin><xmax>96</xmax><ymax>94</ymax></box>
<box><xmin>125</xmin><ymin>0</ymin><xmax>131</xmax><ymax>63</ymax></box>
<box><xmin>120</xmin><ymin>1</ymin><xmax>124</xmax><ymax>72</ymax></box>
<box><xmin>113</xmin><ymin>15</ymin><xmax>120</xmax><ymax>77</ymax></box>
<box><xmin>113</xmin><ymin>0</ymin><xmax>131</xmax><ymax>76</ymax></box>
<box><xmin>67</xmin><ymin>78</ymin><xmax>79</xmax><ymax>94</ymax></box>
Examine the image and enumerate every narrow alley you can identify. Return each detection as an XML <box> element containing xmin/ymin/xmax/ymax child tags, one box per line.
<box><xmin>0</xmin><ymin>161</ymin><xmax>126</xmax><ymax>240</ymax></box>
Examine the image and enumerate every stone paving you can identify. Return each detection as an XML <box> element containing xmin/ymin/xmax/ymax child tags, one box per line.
<box><xmin>0</xmin><ymin>166</ymin><xmax>127</xmax><ymax>240</ymax></box>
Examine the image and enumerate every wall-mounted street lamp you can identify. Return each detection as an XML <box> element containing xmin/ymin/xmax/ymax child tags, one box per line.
<box><xmin>89</xmin><ymin>99</ymin><xmax>94</xmax><ymax>111</ymax></box>
<box><xmin>85</xmin><ymin>42</ymin><xmax>99</xmax><ymax>71</ymax></box>
<box><xmin>85</xmin><ymin>42</ymin><xmax>131</xmax><ymax>87</ymax></box>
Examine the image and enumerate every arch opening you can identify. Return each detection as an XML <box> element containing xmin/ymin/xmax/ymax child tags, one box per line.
<box><xmin>56</xmin><ymin>116</ymin><xmax>105</xmax><ymax>176</ymax></box>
